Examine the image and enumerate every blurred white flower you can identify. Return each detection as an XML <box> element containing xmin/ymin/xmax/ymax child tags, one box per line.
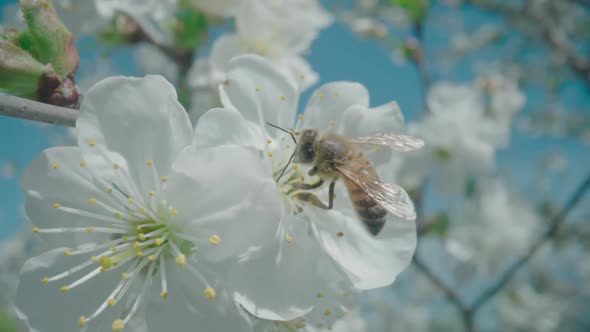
<box><xmin>202</xmin><ymin>0</ymin><xmax>332</xmax><ymax>92</ymax></box>
<box><xmin>400</xmin><ymin>78</ymin><xmax>524</xmax><ymax>193</ymax></box>
<box><xmin>497</xmin><ymin>285</ymin><xmax>563</xmax><ymax>332</ymax></box>
<box><xmin>213</xmin><ymin>54</ymin><xmax>417</xmax><ymax>320</ymax></box>
<box><xmin>16</xmin><ymin>75</ymin><xmax>282</xmax><ymax>332</ymax></box>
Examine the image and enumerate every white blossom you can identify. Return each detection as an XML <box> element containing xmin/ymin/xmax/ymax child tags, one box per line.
<box><xmin>15</xmin><ymin>75</ymin><xmax>282</xmax><ymax>332</ymax></box>
<box><xmin>208</xmin><ymin>54</ymin><xmax>417</xmax><ymax>321</ymax></box>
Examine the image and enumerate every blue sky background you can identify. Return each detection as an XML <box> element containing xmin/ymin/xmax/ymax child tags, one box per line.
<box><xmin>1</xmin><ymin>0</ymin><xmax>589</xmax><ymax>241</ymax></box>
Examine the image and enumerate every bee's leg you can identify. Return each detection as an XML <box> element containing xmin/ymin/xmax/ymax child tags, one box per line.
<box><xmin>308</xmin><ymin>166</ymin><xmax>318</xmax><ymax>176</ymax></box>
<box><xmin>291</xmin><ymin>179</ymin><xmax>324</xmax><ymax>190</ymax></box>
<box><xmin>327</xmin><ymin>179</ymin><xmax>336</xmax><ymax>209</ymax></box>
<box><xmin>293</xmin><ymin>192</ymin><xmax>330</xmax><ymax>210</ymax></box>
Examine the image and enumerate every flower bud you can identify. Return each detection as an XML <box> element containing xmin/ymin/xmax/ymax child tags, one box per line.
<box><xmin>0</xmin><ymin>40</ymin><xmax>45</xmax><ymax>98</ymax></box>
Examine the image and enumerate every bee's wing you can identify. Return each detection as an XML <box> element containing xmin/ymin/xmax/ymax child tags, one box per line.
<box><xmin>336</xmin><ymin>161</ymin><xmax>416</xmax><ymax>221</ymax></box>
<box><xmin>349</xmin><ymin>134</ymin><xmax>424</xmax><ymax>152</ymax></box>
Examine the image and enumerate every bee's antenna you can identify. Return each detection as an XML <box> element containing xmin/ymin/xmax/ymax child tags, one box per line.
<box><xmin>266</xmin><ymin>122</ymin><xmax>297</xmax><ymax>183</ymax></box>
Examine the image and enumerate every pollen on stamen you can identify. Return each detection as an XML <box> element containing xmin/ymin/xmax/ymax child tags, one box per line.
<box><xmin>100</xmin><ymin>256</ymin><xmax>113</xmax><ymax>270</ymax></box>
<box><xmin>112</xmin><ymin>319</ymin><xmax>124</xmax><ymax>331</ymax></box>
<box><xmin>285</xmin><ymin>234</ymin><xmax>293</xmax><ymax>243</ymax></box>
<box><xmin>32</xmin><ymin>226</ymin><xmax>39</xmax><ymax>234</ymax></box>
<box><xmin>88</xmin><ymin>197</ymin><xmax>97</xmax><ymax>204</ymax></box>
<box><xmin>110</xmin><ymin>246</ymin><xmax>117</xmax><ymax>252</ymax></box>
<box><xmin>171</xmin><ymin>209</ymin><xmax>178</xmax><ymax>216</ymax></box>
<box><xmin>53</xmin><ymin>163</ymin><xmax>60</xmax><ymax>170</ymax></box>
<box><xmin>204</xmin><ymin>287</ymin><xmax>217</xmax><ymax>300</ymax></box>
<box><xmin>161</xmin><ymin>176</ymin><xmax>168</xmax><ymax>183</ymax></box>
<box><xmin>127</xmin><ymin>197</ymin><xmax>134</xmax><ymax>203</ymax></box>
<box><xmin>280</xmin><ymin>95</ymin><xmax>286</xmax><ymax>101</ymax></box>
<box><xmin>113</xmin><ymin>163</ymin><xmax>120</xmax><ymax>170</ymax></box>
<box><xmin>208</xmin><ymin>234</ymin><xmax>221</xmax><ymax>246</ymax></box>
<box><xmin>316</xmin><ymin>292</ymin><xmax>325</xmax><ymax>299</ymax></box>
<box><xmin>133</xmin><ymin>241</ymin><xmax>140</xmax><ymax>248</ymax></box>
<box><xmin>267</xmin><ymin>152</ymin><xmax>274</xmax><ymax>158</ymax></box>
<box><xmin>79</xmin><ymin>316</ymin><xmax>86</xmax><ymax>328</ymax></box>
<box><xmin>114</xmin><ymin>213</ymin><xmax>122</xmax><ymax>219</ymax></box>
<box><xmin>52</xmin><ymin>203</ymin><xmax>61</xmax><ymax>209</ymax></box>
<box><xmin>63</xmin><ymin>250</ymin><xmax>72</xmax><ymax>256</ymax></box>
<box><xmin>60</xmin><ymin>285</ymin><xmax>69</xmax><ymax>293</ymax></box>
<box><xmin>41</xmin><ymin>277</ymin><xmax>49</xmax><ymax>285</ymax></box>
<box><xmin>91</xmin><ymin>256</ymin><xmax>98</xmax><ymax>262</ymax></box>
<box><xmin>87</xmin><ymin>227</ymin><xmax>95</xmax><ymax>233</ymax></box>
<box><xmin>147</xmin><ymin>160</ymin><xmax>154</xmax><ymax>166</ymax></box>
<box><xmin>148</xmin><ymin>255</ymin><xmax>156</xmax><ymax>261</ymax></box>
<box><xmin>138</xmin><ymin>233</ymin><xmax>145</xmax><ymax>241</ymax></box>
<box><xmin>121</xmin><ymin>273</ymin><xmax>129</xmax><ymax>280</ymax></box>
<box><xmin>136</xmin><ymin>250</ymin><xmax>144</xmax><ymax>257</ymax></box>
<box><xmin>148</xmin><ymin>191</ymin><xmax>155</xmax><ymax>197</ymax></box>
<box><xmin>175</xmin><ymin>254</ymin><xmax>186</xmax><ymax>266</ymax></box>
<box><xmin>324</xmin><ymin>309</ymin><xmax>332</xmax><ymax>316</ymax></box>
<box><xmin>79</xmin><ymin>160</ymin><xmax>86</xmax><ymax>167</ymax></box>
<box><xmin>123</xmin><ymin>236</ymin><xmax>129</xmax><ymax>241</ymax></box>
<box><xmin>155</xmin><ymin>238</ymin><xmax>163</xmax><ymax>246</ymax></box>
<box><xmin>140</xmin><ymin>207</ymin><xmax>146</xmax><ymax>213</ymax></box>
<box><xmin>107</xmin><ymin>298</ymin><xmax>116</xmax><ymax>307</ymax></box>
<box><xmin>161</xmin><ymin>291</ymin><xmax>168</xmax><ymax>299</ymax></box>
<box><xmin>88</xmin><ymin>140</ymin><xmax>96</xmax><ymax>147</ymax></box>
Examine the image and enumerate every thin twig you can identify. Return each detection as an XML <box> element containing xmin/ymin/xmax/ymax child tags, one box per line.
<box><xmin>470</xmin><ymin>172</ymin><xmax>590</xmax><ymax>311</ymax></box>
<box><xmin>0</xmin><ymin>93</ymin><xmax>76</xmax><ymax>127</ymax></box>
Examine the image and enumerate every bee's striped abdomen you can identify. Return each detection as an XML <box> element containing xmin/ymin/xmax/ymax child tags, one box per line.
<box><xmin>343</xmin><ymin>177</ymin><xmax>387</xmax><ymax>236</ymax></box>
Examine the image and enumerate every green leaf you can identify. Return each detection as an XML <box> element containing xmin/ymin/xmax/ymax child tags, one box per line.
<box><xmin>390</xmin><ymin>0</ymin><xmax>430</xmax><ymax>23</ymax></box>
<box><xmin>426</xmin><ymin>213</ymin><xmax>450</xmax><ymax>237</ymax></box>
<box><xmin>0</xmin><ymin>310</ymin><xmax>19</xmax><ymax>332</ymax></box>
<box><xmin>0</xmin><ymin>40</ymin><xmax>45</xmax><ymax>97</ymax></box>
<box><xmin>172</xmin><ymin>6</ymin><xmax>209</xmax><ymax>50</ymax></box>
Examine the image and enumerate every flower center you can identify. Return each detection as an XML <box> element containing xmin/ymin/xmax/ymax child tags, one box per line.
<box><xmin>33</xmin><ymin>158</ymin><xmax>218</xmax><ymax>331</ymax></box>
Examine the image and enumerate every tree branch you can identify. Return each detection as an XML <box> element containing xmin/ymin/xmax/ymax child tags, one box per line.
<box><xmin>0</xmin><ymin>93</ymin><xmax>76</xmax><ymax>127</ymax></box>
<box><xmin>470</xmin><ymin>172</ymin><xmax>590</xmax><ymax>311</ymax></box>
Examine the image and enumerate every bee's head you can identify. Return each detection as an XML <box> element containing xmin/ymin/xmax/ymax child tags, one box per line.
<box><xmin>294</xmin><ymin>129</ymin><xmax>319</xmax><ymax>164</ymax></box>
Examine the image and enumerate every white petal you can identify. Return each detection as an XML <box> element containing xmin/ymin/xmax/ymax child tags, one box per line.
<box><xmin>209</xmin><ymin>34</ymin><xmax>244</xmax><ymax>74</ymax></box>
<box><xmin>302</xmin><ymin>82</ymin><xmax>370</xmax><ymax>131</ymax></box>
<box><xmin>273</xmin><ymin>56</ymin><xmax>319</xmax><ymax>92</ymax></box>
<box><xmin>15</xmin><ymin>249</ymin><xmax>124</xmax><ymax>332</ymax></box>
<box><xmin>220</xmin><ymin>54</ymin><xmax>299</xmax><ymax>131</ymax></box>
<box><xmin>232</xmin><ymin>215</ymin><xmax>340</xmax><ymax>321</ymax></box>
<box><xmin>340</xmin><ymin>102</ymin><xmax>405</xmax><ymax>137</ymax></box>
<box><xmin>22</xmin><ymin>147</ymin><xmax>113</xmax><ymax>247</ymax></box>
<box><xmin>167</xmin><ymin>144</ymin><xmax>282</xmax><ymax>261</ymax></box>
<box><xmin>193</xmin><ymin>108</ymin><xmax>265</xmax><ymax>150</ymax></box>
<box><xmin>145</xmin><ymin>259</ymin><xmax>253</xmax><ymax>332</ymax></box>
<box><xmin>77</xmin><ymin>75</ymin><xmax>193</xmax><ymax>203</ymax></box>
<box><xmin>306</xmin><ymin>207</ymin><xmax>417</xmax><ymax>290</ymax></box>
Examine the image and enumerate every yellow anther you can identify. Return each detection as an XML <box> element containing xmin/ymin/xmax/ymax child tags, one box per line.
<box><xmin>147</xmin><ymin>160</ymin><xmax>153</xmax><ymax>166</ymax></box>
<box><xmin>87</xmin><ymin>227</ymin><xmax>94</xmax><ymax>233</ymax></box>
<box><xmin>280</xmin><ymin>95</ymin><xmax>286</xmax><ymax>101</ymax></box>
<box><xmin>136</xmin><ymin>250</ymin><xmax>143</xmax><ymax>257</ymax></box>
<box><xmin>122</xmin><ymin>236</ymin><xmax>129</xmax><ymax>241</ymax></box>
<box><xmin>107</xmin><ymin>298</ymin><xmax>117</xmax><ymax>307</ymax></box>
<box><xmin>121</xmin><ymin>273</ymin><xmax>129</xmax><ymax>280</ymax></box>
<box><xmin>88</xmin><ymin>140</ymin><xmax>96</xmax><ymax>147</ymax></box>
<box><xmin>100</xmin><ymin>256</ymin><xmax>113</xmax><ymax>270</ymax></box>
<box><xmin>161</xmin><ymin>291</ymin><xmax>168</xmax><ymax>299</ymax></box>
<box><xmin>155</xmin><ymin>238</ymin><xmax>163</xmax><ymax>246</ymax></box>
<box><xmin>256</xmin><ymin>86</ymin><xmax>261</xmax><ymax>92</ymax></box>
<box><xmin>171</xmin><ymin>209</ymin><xmax>178</xmax><ymax>216</ymax></box>
<box><xmin>63</xmin><ymin>250</ymin><xmax>72</xmax><ymax>256</ymax></box>
<box><xmin>136</xmin><ymin>225</ymin><xmax>142</xmax><ymax>231</ymax></box>
<box><xmin>298</xmin><ymin>114</ymin><xmax>304</xmax><ymax>121</ymax></box>
<box><xmin>285</xmin><ymin>234</ymin><xmax>293</xmax><ymax>243</ymax></box>
<box><xmin>148</xmin><ymin>255</ymin><xmax>156</xmax><ymax>261</ymax></box>
<box><xmin>133</xmin><ymin>241</ymin><xmax>140</xmax><ymax>248</ymax></box>
<box><xmin>267</xmin><ymin>152</ymin><xmax>273</xmax><ymax>158</ymax></box>
<box><xmin>79</xmin><ymin>160</ymin><xmax>86</xmax><ymax>167</ymax></box>
<box><xmin>295</xmin><ymin>321</ymin><xmax>306</xmax><ymax>329</ymax></box>
<box><xmin>107</xmin><ymin>188</ymin><xmax>113</xmax><ymax>193</ymax></box>
<box><xmin>176</xmin><ymin>254</ymin><xmax>186</xmax><ymax>266</ymax></box>
<box><xmin>127</xmin><ymin>197</ymin><xmax>134</xmax><ymax>203</ymax></box>
<box><xmin>129</xmin><ymin>212</ymin><xmax>136</xmax><ymax>218</ymax></box>
<box><xmin>114</xmin><ymin>212</ymin><xmax>122</xmax><ymax>219</ymax></box>
<box><xmin>161</xmin><ymin>176</ymin><xmax>168</xmax><ymax>183</ymax></box>
<box><xmin>344</xmin><ymin>308</ymin><xmax>351</xmax><ymax>315</ymax></box>
<box><xmin>139</xmin><ymin>207</ymin><xmax>146</xmax><ymax>213</ymax></box>
<box><xmin>53</xmin><ymin>163</ymin><xmax>60</xmax><ymax>170</ymax></box>
<box><xmin>148</xmin><ymin>191</ymin><xmax>155</xmax><ymax>197</ymax></box>
<box><xmin>316</xmin><ymin>292</ymin><xmax>324</xmax><ymax>299</ymax></box>
<box><xmin>91</xmin><ymin>256</ymin><xmax>98</xmax><ymax>262</ymax></box>
<box><xmin>110</xmin><ymin>246</ymin><xmax>117</xmax><ymax>252</ymax></box>
<box><xmin>60</xmin><ymin>285</ymin><xmax>69</xmax><ymax>293</ymax></box>
<box><xmin>204</xmin><ymin>287</ymin><xmax>216</xmax><ymax>300</ymax></box>
<box><xmin>79</xmin><ymin>316</ymin><xmax>86</xmax><ymax>328</ymax></box>
<box><xmin>112</xmin><ymin>319</ymin><xmax>124</xmax><ymax>331</ymax></box>
<box><xmin>113</xmin><ymin>163</ymin><xmax>119</xmax><ymax>170</ymax></box>
<box><xmin>324</xmin><ymin>309</ymin><xmax>332</xmax><ymax>316</ymax></box>
<box><xmin>52</xmin><ymin>203</ymin><xmax>61</xmax><ymax>209</ymax></box>
<box><xmin>32</xmin><ymin>226</ymin><xmax>39</xmax><ymax>234</ymax></box>
<box><xmin>88</xmin><ymin>197</ymin><xmax>97</xmax><ymax>204</ymax></box>
<box><xmin>41</xmin><ymin>277</ymin><xmax>49</xmax><ymax>284</ymax></box>
<box><xmin>318</xmin><ymin>93</ymin><xmax>325</xmax><ymax>99</ymax></box>
<box><xmin>266</xmin><ymin>138</ymin><xmax>272</xmax><ymax>144</ymax></box>
<box><xmin>138</xmin><ymin>233</ymin><xmax>145</xmax><ymax>241</ymax></box>
<box><xmin>208</xmin><ymin>234</ymin><xmax>221</xmax><ymax>246</ymax></box>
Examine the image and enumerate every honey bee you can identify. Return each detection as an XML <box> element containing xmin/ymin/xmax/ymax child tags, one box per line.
<box><xmin>272</xmin><ymin>124</ymin><xmax>424</xmax><ymax>236</ymax></box>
